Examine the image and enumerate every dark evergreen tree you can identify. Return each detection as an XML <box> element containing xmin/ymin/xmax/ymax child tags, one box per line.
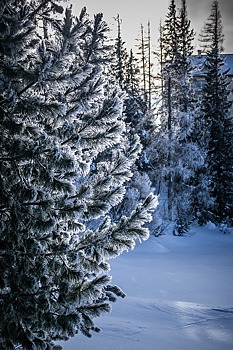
<box><xmin>146</xmin><ymin>21</ymin><xmax>153</xmax><ymax>109</ymax></box>
<box><xmin>111</xmin><ymin>14</ymin><xmax>128</xmax><ymax>89</ymax></box>
<box><xmin>161</xmin><ymin>0</ymin><xmax>195</xmax><ymax>112</ymax></box>
<box><xmin>0</xmin><ymin>1</ymin><xmax>157</xmax><ymax>349</ymax></box>
<box><xmin>199</xmin><ymin>1</ymin><xmax>233</xmax><ymax>225</ymax></box>
<box><xmin>156</xmin><ymin>21</ymin><xmax>165</xmax><ymax>102</ymax></box>
<box><xmin>125</xmin><ymin>49</ymin><xmax>140</xmax><ymax>95</ymax></box>
<box><xmin>123</xmin><ymin>49</ymin><xmax>147</xmax><ymax>132</ymax></box>
<box><xmin>176</xmin><ymin>0</ymin><xmax>195</xmax><ymax>110</ymax></box>
<box><xmin>162</xmin><ymin>0</ymin><xmax>178</xmax><ymax>65</ymax></box>
<box><xmin>199</xmin><ymin>0</ymin><xmax>224</xmax><ymax>54</ymax></box>
<box><xmin>138</xmin><ymin>23</ymin><xmax>147</xmax><ymax>103</ymax></box>
<box><xmin>177</xmin><ymin>0</ymin><xmax>194</xmax><ymax>63</ymax></box>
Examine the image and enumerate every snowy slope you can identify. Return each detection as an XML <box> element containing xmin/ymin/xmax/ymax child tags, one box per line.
<box><xmin>59</xmin><ymin>223</ymin><xmax>233</xmax><ymax>350</ymax></box>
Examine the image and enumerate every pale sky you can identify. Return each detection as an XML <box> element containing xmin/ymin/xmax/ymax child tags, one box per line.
<box><xmin>66</xmin><ymin>0</ymin><xmax>232</xmax><ymax>54</ymax></box>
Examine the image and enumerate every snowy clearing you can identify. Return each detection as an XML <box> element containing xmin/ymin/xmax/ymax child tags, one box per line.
<box><xmin>59</xmin><ymin>223</ymin><xmax>233</xmax><ymax>350</ymax></box>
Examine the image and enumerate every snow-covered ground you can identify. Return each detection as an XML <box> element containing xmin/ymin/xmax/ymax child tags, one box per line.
<box><xmin>60</xmin><ymin>223</ymin><xmax>233</xmax><ymax>350</ymax></box>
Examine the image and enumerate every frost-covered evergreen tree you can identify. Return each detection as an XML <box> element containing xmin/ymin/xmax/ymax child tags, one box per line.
<box><xmin>0</xmin><ymin>1</ymin><xmax>157</xmax><ymax>349</ymax></box>
<box><xmin>111</xmin><ymin>17</ymin><xmax>147</xmax><ymax>128</ymax></box>
<box><xmin>108</xmin><ymin>19</ymin><xmax>157</xmax><ymax>227</ymax></box>
<box><xmin>199</xmin><ymin>1</ymin><xmax>233</xmax><ymax>225</ymax></box>
<box><xmin>153</xmin><ymin>0</ymin><xmax>204</xmax><ymax>234</ymax></box>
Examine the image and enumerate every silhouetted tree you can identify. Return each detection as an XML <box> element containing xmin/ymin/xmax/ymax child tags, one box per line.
<box><xmin>199</xmin><ymin>1</ymin><xmax>233</xmax><ymax>225</ymax></box>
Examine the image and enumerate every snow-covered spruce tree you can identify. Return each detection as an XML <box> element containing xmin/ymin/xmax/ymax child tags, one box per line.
<box><xmin>172</xmin><ymin>0</ymin><xmax>205</xmax><ymax>234</ymax></box>
<box><xmin>153</xmin><ymin>0</ymin><xmax>204</xmax><ymax>235</ymax></box>
<box><xmin>111</xmin><ymin>16</ymin><xmax>149</xmax><ymax>136</ymax></box>
<box><xmin>109</xmin><ymin>19</ymin><xmax>156</xmax><ymax>222</ymax></box>
<box><xmin>199</xmin><ymin>1</ymin><xmax>233</xmax><ymax>225</ymax></box>
<box><xmin>0</xmin><ymin>1</ymin><xmax>157</xmax><ymax>349</ymax></box>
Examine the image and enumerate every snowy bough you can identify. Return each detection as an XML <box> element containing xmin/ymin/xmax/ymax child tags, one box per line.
<box><xmin>0</xmin><ymin>1</ymin><xmax>157</xmax><ymax>349</ymax></box>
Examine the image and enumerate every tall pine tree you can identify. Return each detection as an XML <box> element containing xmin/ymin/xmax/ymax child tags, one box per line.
<box><xmin>110</xmin><ymin>19</ymin><xmax>155</xmax><ymax>221</ymax></box>
<box><xmin>111</xmin><ymin>14</ymin><xmax>128</xmax><ymax>89</ymax></box>
<box><xmin>153</xmin><ymin>0</ymin><xmax>203</xmax><ymax>234</ymax></box>
<box><xmin>199</xmin><ymin>1</ymin><xmax>233</xmax><ymax>225</ymax></box>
